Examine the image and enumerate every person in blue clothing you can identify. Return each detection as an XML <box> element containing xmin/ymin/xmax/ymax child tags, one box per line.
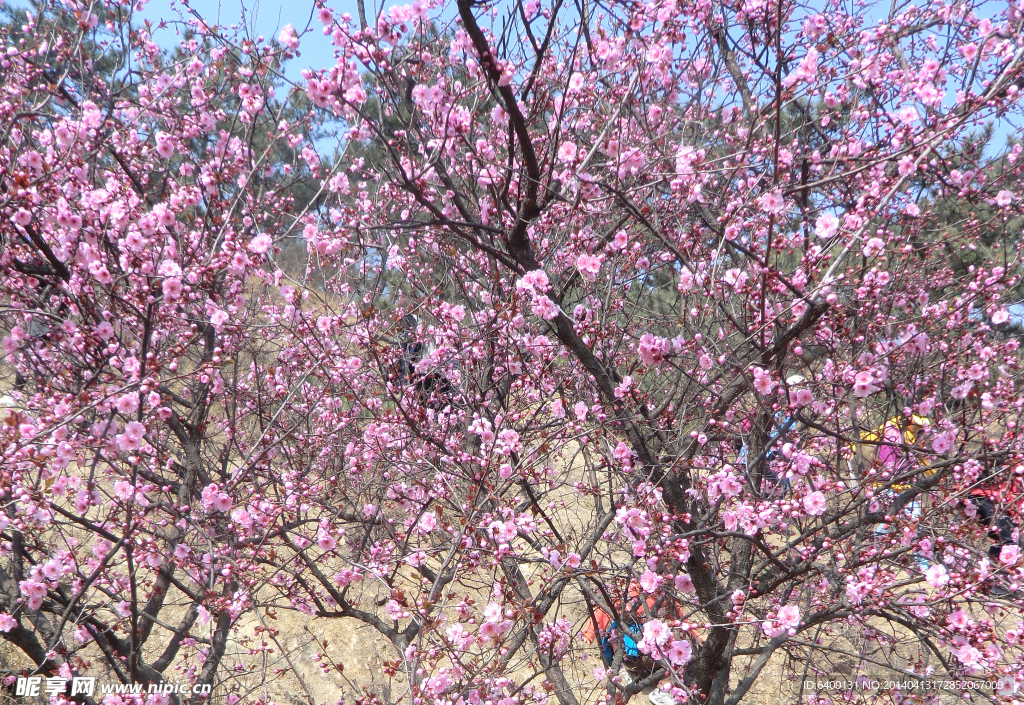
<box><xmin>737</xmin><ymin>375</ymin><xmax>813</xmax><ymax>497</ymax></box>
<box><xmin>600</xmin><ymin>620</ymin><xmax>643</xmax><ymax>667</ymax></box>
<box><xmin>739</xmin><ymin>415</ymin><xmax>796</xmax><ymax>497</ymax></box>
<box><xmin>583</xmin><ymin>580</ymin><xmax>657</xmax><ymax>681</ymax></box>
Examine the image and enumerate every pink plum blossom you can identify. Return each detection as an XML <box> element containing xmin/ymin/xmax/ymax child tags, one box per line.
<box><xmin>0</xmin><ymin>614</ymin><xmax>16</xmax><ymax>633</ymax></box>
<box><xmin>777</xmin><ymin>604</ymin><xmax>801</xmax><ymax>630</ymax></box>
<box><xmin>640</xmin><ymin>569</ymin><xmax>662</xmax><ymax>593</ymax></box>
<box><xmin>532</xmin><ymin>295</ymin><xmax>560</xmax><ymax>320</ymax></box>
<box><xmin>278</xmin><ymin>24</ymin><xmax>299</xmax><ymax>50</ymax></box>
<box><xmin>575</xmin><ymin>253</ymin><xmax>603</xmax><ymax>281</ymax></box>
<box><xmin>852</xmin><ymin>371</ymin><xmax>880</xmax><ymax>397</ymax></box>
<box><xmin>925</xmin><ymin>564</ymin><xmax>949</xmax><ymax>589</ymax></box>
<box><xmin>815</xmin><ymin>213</ymin><xmax>840</xmax><ymax>239</ymax></box>
<box><xmin>803</xmin><ymin>491</ymin><xmax>827</xmax><ymax>516</ymax></box>
<box><xmin>759</xmin><ymin>190</ymin><xmax>785</xmax><ymax>214</ymax></box>
<box><xmin>667</xmin><ymin>639</ymin><xmax>692</xmax><ymax>665</ymax></box>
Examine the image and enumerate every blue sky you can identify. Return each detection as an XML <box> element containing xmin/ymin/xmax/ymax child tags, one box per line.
<box><xmin>136</xmin><ymin>0</ymin><xmax>359</xmax><ymax>80</ymax></box>
<box><xmin>134</xmin><ymin>0</ymin><xmax>1020</xmax><ymax>137</ymax></box>
<box><xmin>9</xmin><ymin>0</ymin><xmax>1018</xmax><ymax>153</ymax></box>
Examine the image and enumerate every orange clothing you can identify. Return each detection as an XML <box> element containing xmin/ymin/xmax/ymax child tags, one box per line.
<box><xmin>582</xmin><ymin>580</ymin><xmax>657</xmax><ymax>643</ymax></box>
<box><xmin>583</xmin><ymin>607</ymin><xmax>614</xmax><ymax>643</ymax></box>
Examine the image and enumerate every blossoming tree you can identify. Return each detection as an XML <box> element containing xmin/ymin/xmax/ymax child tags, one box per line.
<box><xmin>2</xmin><ymin>0</ymin><xmax>1024</xmax><ymax>703</ymax></box>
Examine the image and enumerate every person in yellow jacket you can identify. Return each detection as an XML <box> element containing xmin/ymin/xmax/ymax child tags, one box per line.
<box><xmin>858</xmin><ymin>414</ymin><xmax>932</xmax><ymax>491</ymax></box>
<box><xmin>855</xmin><ymin>414</ymin><xmax>932</xmax><ymax>570</ymax></box>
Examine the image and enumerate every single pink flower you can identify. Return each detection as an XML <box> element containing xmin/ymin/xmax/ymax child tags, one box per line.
<box><xmin>803</xmin><ymin>491</ymin><xmax>827</xmax><ymax>516</ymax></box>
